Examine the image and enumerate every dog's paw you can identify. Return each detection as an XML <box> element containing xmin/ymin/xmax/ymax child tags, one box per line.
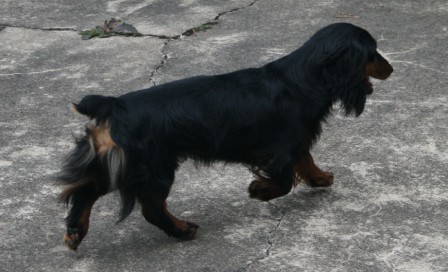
<box><xmin>308</xmin><ymin>171</ymin><xmax>334</xmax><ymax>187</ymax></box>
<box><xmin>183</xmin><ymin>221</ymin><xmax>199</xmax><ymax>240</ymax></box>
<box><xmin>172</xmin><ymin>221</ymin><xmax>199</xmax><ymax>240</ymax></box>
<box><xmin>63</xmin><ymin>227</ymin><xmax>83</xmax><ymax>250</ymax></box>
<box><xmin>248</xmin><ymin>179</ymin><xmax>282</xmax><ymax>201</ymax></box>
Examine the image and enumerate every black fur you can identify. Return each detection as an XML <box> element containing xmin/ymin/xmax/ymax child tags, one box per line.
<box><xmin>57</xmin><ymin>23</ymin><xmax>392</xmax><ymax>249</ymax></box>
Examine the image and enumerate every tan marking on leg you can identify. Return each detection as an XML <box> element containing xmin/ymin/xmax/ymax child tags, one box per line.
<box><xmin>163</xmin><ymin>202</ymin><xmax>199</xmax><ymax>240</ymax></box>
<box><xmin>140</xmin><ymin>199</ymin><xmax>198</xmax><ymax>240</ymax></box>
<box><xmin>294</xmin><ymin>154</ymin><xmax>334</xmax><ymax>187</ymax></box>
<box><xmin>64</xmin><ymin>199</ymin><xmax>96</xmax><ymax>250</ymax></box>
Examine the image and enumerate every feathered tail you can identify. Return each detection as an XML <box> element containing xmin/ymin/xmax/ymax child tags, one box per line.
<box><xmin>58</xmin><ymin>95</ymin><xmax>134</xmax><ymax>222</ymax></box>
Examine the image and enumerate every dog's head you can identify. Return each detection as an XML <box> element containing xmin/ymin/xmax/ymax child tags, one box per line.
<box><xmin>306</xmin><ymin>23</ymin><xmax>393</xmax><ymax>116</ymax></box>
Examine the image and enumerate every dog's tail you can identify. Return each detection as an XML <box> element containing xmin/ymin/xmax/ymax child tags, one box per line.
<box><xmin>58</xmin><ymin>95</ymin><xmax>134</xmax><ymax>222</ymax></box>
<box><xmin>72</xmin><ymin>95</ymin><xmax>125</xmax><ymax>123</ymax></box>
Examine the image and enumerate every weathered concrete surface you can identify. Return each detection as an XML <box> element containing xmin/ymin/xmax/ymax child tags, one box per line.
<box><xmin>0</xmin><ymin>0</ymin><xmax>254</xmax><ymax>36</ymax></box>
<box><xmin>1</xmin><ymin>0</ymin><xmax>447</xmax><ymax>271</ymax></box>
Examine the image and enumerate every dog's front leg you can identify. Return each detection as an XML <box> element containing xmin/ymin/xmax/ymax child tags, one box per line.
<box><xmin>294</xmin><ymin>153</ymin><xmax>334</xmax><ymax>187</ymax></box>
<box><xmin>248</xmin><ymin>162</ymin><xmax>295</xmax><ymax>201</ymax></box>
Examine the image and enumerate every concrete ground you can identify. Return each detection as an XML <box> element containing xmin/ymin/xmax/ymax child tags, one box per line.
<box><xmin>1</xmin><ymin>0</ymin><xmax>447</xmax><ymax>271</ymax></box>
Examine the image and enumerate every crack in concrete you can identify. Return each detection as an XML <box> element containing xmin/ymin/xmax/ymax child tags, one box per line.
<box><xmin>148</xmin><ymin>40</ymin><xmax>169</xmax><ymax>86</ymax></box>
<box><xmin>145</xmin><ymin>0</ymin><xmax>261</xmax><ymax>85</ymax></box>
<box><xmin>1</xmin><ymin>0</ymin><xmax>261</xmax><ymax>36</ymax></box>
<box><xmin>215</xmin><ymin>0</ymin><xmax>259</xmax><ymax>21</ymax></box>
<box><xmin>0</xmin><ymin>24</ymin><xmax>77</xmax><ymax>32</ymax></box>
<box><xmin>236</xmin><ymin>201</ymin><xmax>286</xmax><ymax>272</ymax></box>
<box><xmin>1</xmin><ymin>1</ymin><xmax>260</xmax><ymax>85</ymax></box>
<box><xmin>144</xmin><ymin>0</ymin><xmax>260</xmax><ymax>40</ymax></box>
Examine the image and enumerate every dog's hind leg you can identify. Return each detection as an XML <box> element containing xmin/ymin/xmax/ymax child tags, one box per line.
<box><xmin>137</xmin><ymin>168</ymin><xmax>199</xmax><ymax>240</ymax></box>
<box><xmin>62</xmin><ymin>174</ymin><xmax>109</xmax><ymax>250</ymax></box>
<box><xmin>294</xmin><ymin>153</ymin><xmax>334</xmax><ymax>187</ymax></box>
<box><xmin>139</xmin><ymin>198</ymin><xmax>199</xmax><ymax>240</ymax></box>
<box><xmin>248</xmin><ymin>161</ymin><xmax>295</xmax><ymax>201</ymax></box>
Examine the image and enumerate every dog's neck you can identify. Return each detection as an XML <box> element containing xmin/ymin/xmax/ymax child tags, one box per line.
<box><xmin>263</xmin><ymin>58</ymin><xmax>335</xmax><ymax>119</ymax></box>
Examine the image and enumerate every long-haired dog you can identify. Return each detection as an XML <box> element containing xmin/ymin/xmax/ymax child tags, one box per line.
<box><xmin>58</xmin><ymin>23</ymin><xmax>393</xmax><ymax>250</ymax></box>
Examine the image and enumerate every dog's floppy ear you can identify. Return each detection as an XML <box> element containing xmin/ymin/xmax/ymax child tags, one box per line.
<box><xmin>319</xmin><ymin>35</ymin><xmax>372</xmax><ymax>116</ymax></box>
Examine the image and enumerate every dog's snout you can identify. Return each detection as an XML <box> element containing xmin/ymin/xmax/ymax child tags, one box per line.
<box><xmin>366</xmin><ymin>52</ymin><xmax>393</xmax><ymax>80</ymax></box>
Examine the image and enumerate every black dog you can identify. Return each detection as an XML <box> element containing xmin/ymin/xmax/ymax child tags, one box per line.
<box><xmin>58</xmin><ymin>23</ymin><xmax>393</xmax><ymax>250</ymax></box>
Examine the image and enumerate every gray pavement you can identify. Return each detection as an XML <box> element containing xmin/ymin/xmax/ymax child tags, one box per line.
<box><xmin>1</xmin><ymin>1</ymin><xmax>447</xmax><ymax>271</ymax></box>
